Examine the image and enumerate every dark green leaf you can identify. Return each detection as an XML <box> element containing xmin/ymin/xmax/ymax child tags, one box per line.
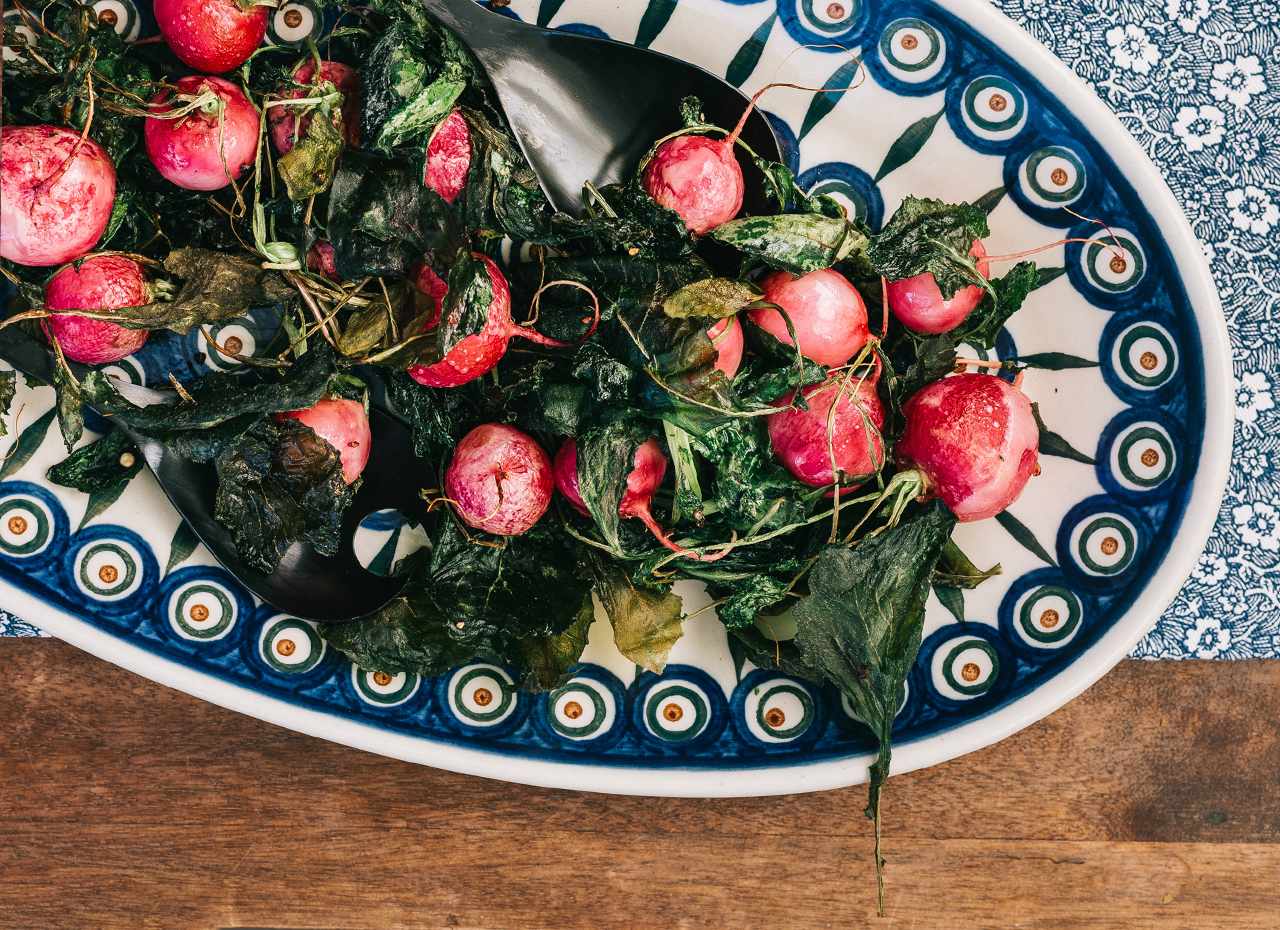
<box><xmin>518</xmin><ymin>594</ymin><xmax>595</xmax><ymax>691</ymax></box>
<box><xmin>362</xmin><ymin>22</ymin><xmax>469</xmax><ymax>153</ymax></box>
<box><xmin>949</xmin><ymin>261</ymin><xmax>1039</xmax><ymax>350</ymax></box>
<box><xmin>577</xmin><ymin>419</ymin><xmax>649</xmax><ymax>552</ymax></box>
<box><xmin>52</xmin><ymin>356</ymin><xmax>84</xmax><ymax>452</ymax></box>
<box><xmin>866</xmin><ymin>196</ymin><xmax>989</xmax><ymax>300</ymax></box>
<box><xmin>874</xmin><ymin>108</ymin><xmax>944</xmax><ymax>182</ymax></box>
<box><xmin>933</xmin><ymin>584</ymin><xmax>966</xmax><ymax>623</ymax></box>
<box><xmin>593</xmin><ymin>562</ymin><xmax>684</xmax><ymax>674</ymax></box>
<box><xmin>635</xmin><ymin>0</ymin><xmax>677</xmax><ymax>47</ymax></box>
<box><xmin>0</xmin><ymin>408</ymin><xmax>56</xmax><ymax>481</ymax></box>
<box><xmin>47</xmin><ymin>428</ymin><xmax>141</xmax><ymax>493</ymax></box>
<box><xmin>995</xmin><ymin>509</ymin><xmax>1056</xmax><ymax>565</ymax></box>
<box><xmin>328</xmin><ymin>151</ymin><xmax>442</xmax><ymax>279</ymax></box>
<box><xmin>437</xmin><ymin>253</ymin><xmax>493</xmax><ymax>357</ymax></box>
<box><xmin>717</xmin><ymin>573</ymin><xmax>791</xmax><ymax>629</ymax></box>
<box><xmin>663</xmin><ymin>277</ymin><xmax>761</xmax><ymax>319</ymax></box>
<box><xmin>166</xmin><ymin>521</ymin><xmax>200</xmax><ymax>575</ymax></box>
<box><xmin>974</xmin><ymin>185</ymin><xmax>1007</xmax><ymax>215</ymax></box>
<box><xmin>726</xmin><ymin>11</ymin><xmax>777</xmax><ymax>87</ymax></box>
<box><xmin>710</xmin><ymin>214</ymin><xmax>869</xmax><ymax>274</ymax></box>
<box><xmin>1031</xmin><ymin>402</ymin><xmax>1095</xmax><ymax>464</ymax></box>
<box><xmin>800</xmin><ymin>56</ymin><xmax>861</xmax><ymax>140</ymax></box>
<box><xmin>0</xmin><ymin>372</ymin><xmax>15</xmax><ymax>437</ymax></box>
<box><xmin>1016</xmin><ymin>352</ymin><xmax>1098</xmax><ymax>370</ymax></box>
<box><xmin>77</xmin><ymin>482</ymin><xmax>132</xmax><ymax>531</ymax></box>
<box><xmin>933</xmin><ymin>539</ymin><xmax>1000</xmax><ymax>589</ymax></box>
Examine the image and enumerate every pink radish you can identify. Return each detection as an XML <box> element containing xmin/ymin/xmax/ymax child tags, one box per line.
<box><xmin>553</xmin><ymin>437</ymin><xmax>721</xmax><ymax>561</ymax></box>
<box><xmin>144</xmin><ymin>76</ymin><xmax>260</xmax><ymax>192</ymax></box>
<box><xmin>43</xmin><ymin>254</ymin><xmax>151</xmax><ymax>364</ymax></box>
<box><xmin>885</xmin><ymin>239</ymin><xmax>990</xmax><ymax>335</ymax></box>
<box><xmin>0</xmin><ymin>125</ymin><xmax>116</xmax><ymax>267</ymax></box>
<box><xmin>269</xmin><ymin>60</ymin><xmax>362</xmax><ymax>155</ymax></box>
<box><xmin>423</xmin><ymin>108</ymin><xmax>470</xmax><ymax>205</ymax></box>
<box><xmin>277</xmin><ymin>397</ymin><xmax>371</xmax><ymax>484</ymax></box>
<box><xmin>407</xmin><ymin>254</ymin><xmax>571</xmax><ymax>389</ymax></box>
<box><xmin>445</xmin><ymin>423</ymin><xmax>553</xmax><ymax>536</ymax></box>
<box><xmin>154</xmin><ymin>0</ymin><xmax>267</xmax><ymax>74</ymax></box>
<box><xmin>305</xmin><ymin>240</ymin><xmax>339</xmax><ymax>281</ymax></box>
<box><xmin>748</xmin><ymin>268</ymin><xmax>869</xmax><ymax>368</ymax></box>
<box><xmin>767</xmin><ymin>375</ymin><xmax>885</xmax><ymax>489</ymax></box>
<box><xmin>642</xmin><ymin>134</ymin><xmax>744</xmax><ymax>235</ymax></box>
<box><xmin>708</xmin><ymin>315</ymin><xmax>744</xmax><ymax>378</ymax></box>
<box><xmin>411</xmin><ymin>261</ymin><xmax>449</xmax><ymax>329</ymax></box>
<box><xmin>895</xmin><ymin>373</ymin><xmax>1039</xmax><ymax>522</ymax></box>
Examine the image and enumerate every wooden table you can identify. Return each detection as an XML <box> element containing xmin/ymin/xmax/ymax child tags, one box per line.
<box><xmin>1</xmin><ymin>640</ymin><xmax>1276</xmax><ymax>929</ymax></box>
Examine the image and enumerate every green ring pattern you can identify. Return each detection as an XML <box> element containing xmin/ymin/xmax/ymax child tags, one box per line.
<box><xmin>1117</xmin><ymin>324</ymin><xmax>1176</xmax><ymax>387</ymax></box>
<box><xmin>172</xmin><ymin>583</ymin><xmax>235</xmax><ymax>639</ymax></box>
<box><xmin>880</xmin><ymin>18</ymin><xmax>941</xmax><ymax>72</ymax></box>
<box><xmin>261</xmin><ymin>617</ymin><xmax>324</xmax><ymax>673</ymax></box>
<box><xmin>1116</xmin><ymin>425</ymin><xmax>1175</xmax><ymax>488</ymax></box>
<box><xmin>452</xmin><ymin>667</ymin><xmax>515</xmax><ymax>723</ymax></box>
<box><xmin>754</xmin><ymin>683</ymin><xmax>815</xmax><ymax>739</ymax></box>
<box><xmin>1085</xmin><ymin>236</ymin><xmax>1145</xmax><ymax>292</ymax></box>
<box><xmin>0</xmin><ymin>499</ymin><xmax>50</xmax><ymax>557</ymax></box>
<box><xmin>645</xmin><ymin>684</ymin><xmax>709</xmax><ymax>742</ymax></box>
<box><xmin>963</xmin><ymin>76</ymin><xmax>1026</xmax><ymax>132</ymax></box>
<box><xmin>1018</xmin><ymin>586</ymin><xmax>1083</xmax><ymax>644</ymax></box>
<box><xmin>941</xmin><ymin>639</ymin><xmax>999</xmax><ymax>696</ymax></box>
<box><xmin>78</xmin><ymin>542</ymin><xmax>138</xmax><ymax>598</ymax></box>
<box><xmin>1023</xmin><ymin>146</ymin><xmax>1085</xmax><ymax>203</ymax></box>
<box><xmin>1076</xmin><ymin>516</ymin><xmax>1137</xmax><ymax>575</ymax></box>
<box><xmin>808</xmin><ymin>180</ymin><xmax>870</xmax><ymax>223</ymax></box>
<box><xmin>800</xmin><ymin>0</ymin><xmax>858</xmax><ymax>33</ymax></box>
<box><xmin>549</xmin><ymin>682</ymin><xmax>608</xmax><ymax>738</ymax></box>
<box><xmin>354</xmin><ymin>668</ymin><xmax>419</xmax><ymax>705</ymax></box>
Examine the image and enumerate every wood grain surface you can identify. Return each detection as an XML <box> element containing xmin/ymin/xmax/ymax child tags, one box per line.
<box><xmin>1</xmin><ymin>640</ymin><xmax>1276</xmax><ymax>929</ymax></box>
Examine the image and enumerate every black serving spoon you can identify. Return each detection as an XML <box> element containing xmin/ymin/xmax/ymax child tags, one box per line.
<box><xmin>423</xmin><ymin>0</ymin><xmax>783</xmax><ymax>214</ymax></box>
<box><xmin>0</xmin><ymin>327</ymin><xmax>423</xmax><ymax>622</ymax></box>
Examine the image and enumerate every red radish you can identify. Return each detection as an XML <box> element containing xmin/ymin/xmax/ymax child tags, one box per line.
<box><xmin>708</xmin><ymin>315</ymin><xmax>744</xmax><ymax>378</ymax></box>
<box><xmin>277</xmin><ymin>397</ymin><xmax>371</xmax><ymax>484</ymax></box>
<box><xmin>553</xmin><ymin>437</ymin><xmax>721</xmax><ymax>561</ymax></box>
<box><xmin>748</xmin><ymin>268</ymin><xmax>869</xmax><ymax>368</ymax></box>
<box><xmin>43</xmin><ymin>254</ymin><xmax>151</xmax><ymax>364</ymax></box>
<box><xmin>445</xmin><ymin>424</ymin><xmax>553</xmax><ymax>536</ymax></box>
<box><xmin>0</xmin><ymin>125</ymin><xmax>116</xmax><ymax>267</ymax></box>
<box><xmin>144</xmin><ymin>76</ymin><xmax>260</xmax><ymax>192</ymax></box>
<box><xmin>886</xmin><ymin>240</ymin><xmax>990</xmax><ymax>334</ymax></box>
<box><xmin>269</xmin><ymin>60</ymin><xmax>362</xmax><ymax>155</ymax></box>
<box><xmin>411</xmin><ymin>261</ymin><xmax>449</xmax><ymax>329</ymax></box>
<box><xmin>642</xmin><ymin>134</ymin><xmax>744</xmax><ymax>235</ymax></box>
<box><xmin>767</xmin><ymin>375</ymin><xmax>885</xmax><ymax>489</ymax></box>
<box><xmin>896</xmin><ymin>373</ymin><xmax>1039</xmax><ymax>522</ymax></box>
<box><xmin>423</xmin><ymin>108</ymin><xmax>470</xmax><ymax>205</ymax></box>
<box><xmin>154</xmin><ymin>0</ymin><xmax>267</xmax><ymax>74</ymax></box>
<box><xmin>305</xmin><ymin>240</ymin><xmax>339</xmax><ymax>281</ymax></box>
<box><xmin>407</xmin><ymin>254</ymin><xmax>570</xmax><ymax>389</ymax></box>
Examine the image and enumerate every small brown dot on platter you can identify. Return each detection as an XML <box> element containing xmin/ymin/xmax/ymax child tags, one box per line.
<box><xmin>276</xmin><ymin>638</ymin><xmax>296</xmax><ymax>657</ymax></box>
<box><xmin>563</xmin><ymin>700</ymin><xmax>583</xmax><ymax>720</ymax></box>
<box><xmin>989</xmin><ymin>94</ymin><xmax>1008</xmax><ymax>112</ymax></box>
<box><xmin>961</xmin><ymin>662</ymin><xmax>981</xmax><ymax>683</ymax></box>
<box><xmin>1040</xmin><ymin>608</ymin><xmax>1060</xmax><ymax>629</ymax></box>
<box><xmin>97</xmin><ymin>8</ymin><xmax>118</xmax><ymax>26</ymax></box>
<box><xmin>663</xmin><ymin>702</ymin><xmax>683</xmax><ymax>723</ymax></box>
<box><xmin>826</xmin><ymin>2</ymin><xmax>845</xmax><ymax>18</ymax></box>
<box><xmin>98</xmin><ymin>565</ymin><xmax>119</xmax><ymax>585</ymax></box>
<box><xmin>1050</xmin><ymin>167</ymin><xmax>1069</xmax><ymax>186</ymax></box>
<box><xmin>900</xmin><ymin>33</ymin><xmax>919</xmax><ymax>50</ymax></box>
<box><xmin>474</xmin><ymin>687</ymin><xmax>493</xmax><ymax>707</ymax></box>
<box><xmin>765</xmin><ymin>707</ymin><xmax>787</xmax><ymax>728</ymax></box>
<box><xmin>282</xmin><ymin>8</ymin><xmax>303</xmax><ymax>27</ymax></box>
<box><xmin>1109</xmin><ymin>255</ymin><xmax>1128</xmax><ymax>274</ymax></box>
<box><xmin>1100</xmin><ymin>536</ymin><xmax>1120</xmax><ymax>556</ymax></box>
<box><xmin>222</xmin><ymin>336</ymin><xmax>244</xmax><ymax>355</ymax></box>
<box><xmin>1140</xmin><ymin>350</ymin><xmax>1159</xmax><ymax>370</ymax></box>
<box><xmin>372</xmin><ymin>671</ymin><xmax>393</xmax><ymax>687</ymax></box>
<box><xmin>7</xmin><ymin>516</ymin><xmax>28</xmax><ymax>535</ymax></box>
<box><xmin>189</xmin><ymin>603</ymin><xmax>209</xmax><ymax>622</ymax></box>
<box><xmin>1141</xmin><ymin>448</ymin><xmax>1160</xmax><ymax>467</ymax></box>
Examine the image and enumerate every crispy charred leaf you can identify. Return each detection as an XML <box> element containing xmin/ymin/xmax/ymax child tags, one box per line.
<box><xmin>780</xmin><ymin>501</ymin><xmax>955</xmax><ymax>912</ymax></box>
<box><xmin>213</xmin><ymin>417</ymin><xmax>357</xmax><ymax>574</ymax></box>
<box><xmin>51</xmin><ymin>350</ymin><xmax>84</xmax><ymax>452</ymax></box>
<box><xmin>866</xmin><ymin>197</ymin><xmax>990</xmax><ymax>300</ymax></box>
<box><xmin>437</xmin><ymin>253</ymin><xmax>492</xmax><ymax>357</ymax></box>
<box><xmin>734</xmin><ymin>325</ymin><xmax>826</xmax><ymax>404</ymax></box>
<box><xmin>276</xmin><ymin>87</ymin><xmax>346</xmax><ymax>201</ymax></box>
<box><xmin>948</xmin><ymin>261</ymin><xmax>1039</xmax><ymax>350</ymax></box>
<box><xmin>715</xmin><ymin>573</ymin><xmax>792</xmax><ymax>630</ymax></box>
<box><xmin>577</xmin><ymin>418</ymin><xmax>650</xmax><ymax>552</ymax></box>
<box><xmin>710</xmin><ymin>214</ymin><xmax>869</xmax><ymax>274</ymax></box>
<box><xmin>568</xmin><ymin>180</ymin><xmax>696</xmax><ymax>259</ymax></box>
<box><xmin>0</xmin><ymin>372</ymin><xmax>15</xmax><ymax>437</ymax></box>
<box><xmin>47</xmin><ymin>428</ymin><xmax>141</xmax><ymax>493</ymax></box>
<box><xmin>663</xmin><ymin>277</ymin><xmax>761</xmax><ymax>319</ymax></box>
<box><xmin>592</xmin><ymin>559</ymin><xmax>684</xmax><ymax>674</ymax></box>
<box><xmin>518</xmin><ymin>593</ymin><xmax>595</xmax><ymax>691</ymax></box>
<box><xmin>81</xmin><ymin>344</ymin><xmax>337</xmax><ymax>436</ymax></box>
<box><xmin>322</xmin><ymin>519</ymin><xmax>592</xmax><ymax>676</ymax></box>
<box><xmin>361</xmin><ymin>21</ymin><xmax>470</xmax><ymax>153</ymax></box>
<box><xmin>337</xmin><ymin>303</ymin><xmax>392</xmax><ymax>359</ymax></box>
<box><xmin>933</xmin><ymin>539</ymin><xmax>1001</xmax><ymax>588</ymax></box>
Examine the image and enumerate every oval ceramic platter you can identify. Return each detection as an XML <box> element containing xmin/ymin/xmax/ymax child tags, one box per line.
<box><xmin>0</xmin><ymin>0</ymin><xmax>1231</xmax><ymax>796</ymax></box>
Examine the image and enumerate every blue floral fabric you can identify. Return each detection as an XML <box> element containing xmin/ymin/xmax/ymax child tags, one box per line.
<box><xmin>2</xmin><ymin>0</ymin><xmax>1275</xmax><ymax>658</ymax></box>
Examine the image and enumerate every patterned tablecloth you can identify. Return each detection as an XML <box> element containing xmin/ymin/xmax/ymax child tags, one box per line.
<box><xmin>2</xmin><ymin>0</ymin><xmax>1276</xmax><ymax>657</ymax></box>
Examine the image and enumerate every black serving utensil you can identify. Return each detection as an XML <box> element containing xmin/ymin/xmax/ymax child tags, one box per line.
<box><xmin>0</xmin><ymin>330</ymin><xmax>421</xmax><ymax>623</ymax></box>
<box><xmin>424</xmin><ymin>0</ymin><xmax>783</xmax><ymax>214</ymax></box>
